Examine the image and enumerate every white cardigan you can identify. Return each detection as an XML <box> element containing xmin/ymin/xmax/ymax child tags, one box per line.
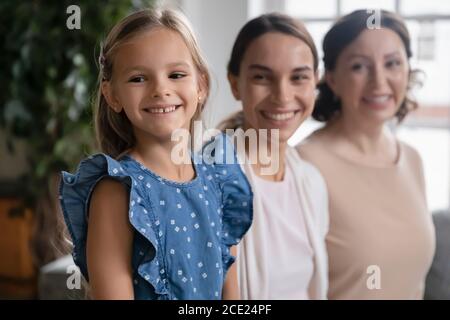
<box><xmin>236</xmin><ymin>144</ymin><xmax>329</xmax><ymax>300</ymax></box>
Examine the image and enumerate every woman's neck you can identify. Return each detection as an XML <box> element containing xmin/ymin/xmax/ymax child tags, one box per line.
<box><xmin>243</xmin><ymin>123</ymin><xmax>287</xmax><ymax>182</ymax></box>
<box><xmin>325</xmin><ymin>114</ymin><xmax>398</xmax><ymax>165</ymax></box>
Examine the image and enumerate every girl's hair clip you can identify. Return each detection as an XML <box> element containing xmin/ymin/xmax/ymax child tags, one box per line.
<box><xmin>99</xmin><ymin>53</ymin><xmax>107</xmax><ymax>81</ymax></box>
<box><xmin>98</xmin><ymin>42</ymin><xmax>107</xmax><ymax>69</ymax></box>
<box><xmin>99</xmin><ymin>54</ymin><xmax>106</xmax><ymax>68</ymax></box>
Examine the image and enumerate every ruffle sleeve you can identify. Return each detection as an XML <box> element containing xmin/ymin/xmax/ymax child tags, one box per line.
<box><xmin>201</xmin><ymin>134</ymin><xmax>253</xmax><ymax>273</ymax></box>
<box><xmin>58</xmin><ymin>153</ymin><xmax>169</xmax><ymax>299</ymax></box>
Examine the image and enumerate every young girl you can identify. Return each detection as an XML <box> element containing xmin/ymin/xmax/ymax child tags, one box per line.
<box><xmin>58</xmin><ymin>8</ymin><xmax>252</xmax><ymax>300</ymax></box>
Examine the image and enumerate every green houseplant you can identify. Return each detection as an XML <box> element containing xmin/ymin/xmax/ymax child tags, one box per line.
<box><xmin>0</xmin><ymin>0</ymin><xmax>153</xmax><ymax>269</ymax></box>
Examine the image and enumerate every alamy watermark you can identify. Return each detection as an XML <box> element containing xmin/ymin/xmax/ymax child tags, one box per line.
<box><xmin>171</xmin><ymin>121</ymin><xmax>280</xmax><ymax>176</ymax></box>
<box><xmin>66</xmin><ymin>5</ymin><xmax>81</xmax><ymax>30</ymax></box>
<box><xmin>366</xmin><ymin>9</ymin><xmax>381</xmax><ymax>30</ymax></box>
<box><xmin>366</xmin><ymin>265</ymin><xmax>382</xmax><ymax>290</ymax></box>
<box><xmin>66</xmin><ymin>264</ymin><xmax>81</xmax><ymax>290</ymax></box>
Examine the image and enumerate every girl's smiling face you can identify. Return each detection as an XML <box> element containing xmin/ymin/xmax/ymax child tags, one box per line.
<box><xmin>102</xmin><ymin>27</ymin><xmax>205</xmax><ymax>141</ymax></box>
<box><xmin>228</xmin><ymin>32</ymin><xmax>318</xmax><ymax>143</ymax></box>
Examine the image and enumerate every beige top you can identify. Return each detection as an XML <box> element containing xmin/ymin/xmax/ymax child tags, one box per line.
<box><xmin>297</xmin><ymin>134</ymin><xmax>435</xmax><ymax>299</ymax></box>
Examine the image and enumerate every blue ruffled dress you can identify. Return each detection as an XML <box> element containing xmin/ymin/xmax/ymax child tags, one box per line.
<box><xmin>59</xmin><ymin>134</ymin><xmax>253</xmax><ymax>300</ymax></box>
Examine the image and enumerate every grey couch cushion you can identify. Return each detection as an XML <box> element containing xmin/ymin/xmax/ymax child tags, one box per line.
<box><xmin>425</xmin><ymin>210</ymin><xmax>450</xmax><ymax>300</ymax></box>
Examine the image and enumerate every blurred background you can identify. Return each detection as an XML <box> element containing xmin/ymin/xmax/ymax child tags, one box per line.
<box><xmin>1</xmin><ymin>0</ymin><xmax>449</xmax><ymax>299</ymax></box>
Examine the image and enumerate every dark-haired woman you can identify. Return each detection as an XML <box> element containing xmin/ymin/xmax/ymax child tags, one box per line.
<box><xmin>220</xmin><ymin>13</ymin><xmax>328</xmax><ymax>299</ymax></box>
<box><xmin>297</xmin><ymin>10</ymin><xmax>435</xmax><ymax>299</ymax></box>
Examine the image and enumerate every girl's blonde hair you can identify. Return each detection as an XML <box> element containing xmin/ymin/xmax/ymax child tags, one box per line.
<box><xmin>94</xmin><ymin>8</ymin><xmax>210</xmax><ymax>158</ymax></box>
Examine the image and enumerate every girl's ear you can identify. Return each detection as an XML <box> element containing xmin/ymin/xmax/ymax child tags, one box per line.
<box><xmin>197</xmin><ymin>73</ymin><xmax>208</xmax><ymax>102</ymax></box>
<box><xmin>227</xmin><ymin>73</ymin><xmax>241</xmax><ymax>100</ymax></box>
<box><xmin>101</xmin><ymin>81</ymin><xmax>122</xmax><ymax>113</ymax></box>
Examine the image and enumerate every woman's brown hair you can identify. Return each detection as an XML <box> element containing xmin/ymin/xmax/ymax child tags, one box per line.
<box><xmin>313</xmin><ymin>9</ymin><xmax>420</xmax><ymax>123</ymax></box>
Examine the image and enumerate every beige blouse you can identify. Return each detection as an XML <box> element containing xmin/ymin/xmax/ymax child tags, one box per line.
<box><xmin>297</xmin><ymin>134</ymin><xmax>435</xmax><ymax>299</ymax></box>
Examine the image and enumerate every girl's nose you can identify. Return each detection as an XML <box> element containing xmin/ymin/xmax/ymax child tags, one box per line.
<box><xmin>151</xmin><ymin>80</ymin><xmax>171</xmax><ymax>98</ymax></box>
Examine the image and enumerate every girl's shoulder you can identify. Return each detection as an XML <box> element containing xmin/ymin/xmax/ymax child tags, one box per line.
<box><xmin>59</xmin><ymin>153</ymin><xmax>169</xmax><ymax>297</ymax></box>
<box><xmin>60</xmin><ymin>153</ymin><xmax>147</xmax><ymax>195</ymax></box>
<box><xmin>199</xmin><ymin>132</ymin><xmax>253</xmax><ymax>241</ymax></box>
<box><xmin>198</xmin><ymin>133</ymin><xmax>251</xmax><ymax>191</ymax></box>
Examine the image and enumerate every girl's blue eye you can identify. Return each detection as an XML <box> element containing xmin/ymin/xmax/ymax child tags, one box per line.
<box><xmin>129</xmin><ymin>76</ymin><xmax>145</xmax><ymax>83</ymax></box>
<box><xmin>170</xmin><ymin>73</ymin><xmax>186</xmax><ymax>79</ymax></box>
